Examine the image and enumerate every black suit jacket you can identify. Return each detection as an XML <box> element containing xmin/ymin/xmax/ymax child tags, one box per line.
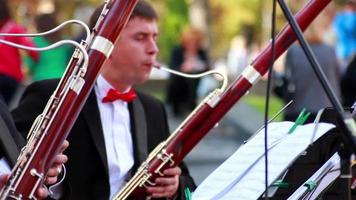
<box><xmin>0</xmin><ymin>98</ymin><xmax>24</xmax><ymax>167</ymax></box>
<box><xmin>12</xmin><ymin>79</ymin><xmax>195</xmax><ymax>200</ymax></box>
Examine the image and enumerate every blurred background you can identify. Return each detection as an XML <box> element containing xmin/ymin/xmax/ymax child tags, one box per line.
<box><xmin>3</xmin><ymin>0</ymin><xmax>355</xmax><ymax>184</ymax></box>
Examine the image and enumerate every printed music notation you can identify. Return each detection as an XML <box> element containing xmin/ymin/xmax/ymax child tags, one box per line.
<box><xmin>192</xmin><ymin>122</ymin><xmax>335</xmax><ymax>200</ymax></box>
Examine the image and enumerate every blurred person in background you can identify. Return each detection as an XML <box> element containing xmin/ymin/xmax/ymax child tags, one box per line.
<box><xmin>226</xmin><ymin>35</ymin><xmax>248</xmax><ymax>78</ymax></box>
<box><xmin>166</xmin><ymin>26</ymin><xmax>209</xmax><ymax>117</ymax></box>
<box><xmin>0</xmin><ymin>0</ymin><xmax>38</xmax><ymax>104</ymax></box>
<box><xmin>332</xmin><ymin>0</ymin><xmax>356</xmax><ymax>72</ymax></box>
<box><xmin>340</xmin><ymin>55</ymin><xmax>356</xmax><ymax>107</ymax></box>
<box><xmin>25</xmin><ymin>13</ymin><xmax>71</xmax><ymax>81</ymax></box>
<box><xmin>278</xmin><ymin>18</ymin><xmax>341</xmax><ymax>123</ymax></box>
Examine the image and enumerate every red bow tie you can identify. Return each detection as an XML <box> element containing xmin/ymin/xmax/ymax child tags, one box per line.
<box><xmin>102</xmin><ymin>88</ymin><xmax>137</xmax><ymax>103</ymax></box>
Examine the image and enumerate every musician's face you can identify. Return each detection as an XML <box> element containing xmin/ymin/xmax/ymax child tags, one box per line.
<box><xmin>104</xmin><ymin>17</ymin><xmax>159</xmax><ymax>90</ymax></box>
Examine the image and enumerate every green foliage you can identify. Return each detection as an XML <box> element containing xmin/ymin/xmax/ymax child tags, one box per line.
<box><xmin>151</xmin><ymin>0</ymin><xmax>189</xmax><ymax>63</ymax></box>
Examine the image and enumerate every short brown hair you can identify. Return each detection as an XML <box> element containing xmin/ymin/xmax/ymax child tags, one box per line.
<box><xmin>89</xmin><ymin>0</ymin><xmax>157</xmax><ymax>30</ymax></box>
<box><xmin>181</xmin><ymin>26</ymin><xmax>204</xmax><ymax>47</ymax></box>
<box><xmin>130</xmin><ymin>0</ymin><xmax>157</xmax><ymax>20</ymax></box>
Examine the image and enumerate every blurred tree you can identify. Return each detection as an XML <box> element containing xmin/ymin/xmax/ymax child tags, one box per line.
<box><xmin>187</xmin><ymin>0</ymin><xmax>211</xmax><ymax>45</ymax></box>
<box><xmin>12</xmin><ymin>0</ymin><xmax>343</xmax><ymax>64</ymax></box>
<box><xmin>151</xmin><ymin>0</ymin><xmax>189</xmax><ymax>63</ymax></box>
<box><xmin>209</xmin><ymin>0</ymin><xmax>262</xmax><ymax>59</ymax></box>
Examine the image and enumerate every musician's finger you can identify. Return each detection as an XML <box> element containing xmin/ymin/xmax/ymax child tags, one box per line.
<box><xmin>44</xmin><ymin>176</ymin><xmax>58</xmax><ymax>185</ymax></box>
<box><xmin>36</xmin><ymin>186</ymin><xmax>49</xmax><ymax>198</ymax></box>
<box><xmin>146</xmin><ymin>185</ymin><xmax>164</xmax><ymax>195</ymax></box>
<box><xmin>147</xmin><ymin>185</ymin><xmax>176</xmax><ymax>198</ymax></box>
<box><xmin>53</xmin><ymin>154</ymin><xmax>68</xmax><ymax>165</ymax></box>
<box><xmin>155</xmin><ymin>176</ymin><xmax>176</xmax><ymax>186</ymax></box>
<box><xmin>47</xmin><ymin>165</ymin><xmax>61</xmax><ymax>177</ymax></box>
<box><xmin>60</xmin><ymin>140</ymin><xmax>69</xmax><ymax>152</ymax></box>
<box><xmin>147</xmin><ymin>176</ymin><xmax>179</xmax><ymax>198</ymax></box>
<box><xmin>146</xmin><ymin>186</ymin><xmax>168</xmax><ymax>195</ymax></box>
<box><xmin>163</xmin><ymin>166</ymin><xmax>181</xmax><ymax>176</ymax></box>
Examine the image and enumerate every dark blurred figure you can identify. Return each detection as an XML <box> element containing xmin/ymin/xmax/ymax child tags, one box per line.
<box><xmin>166</xmin><ymin>26</ymin><xmax>209</xmax><ymax>117</ymax></box>
<box><xmin>277</xmin><ymin>19</ymin><xmax>341</xmax><ymax>123</ymax></box>
<box><xmin>25</xmin><ymin>13</ymin><xmax>71</xmax><ymax>81</ymax></box>
<box><xmin>0</xmin><ymin>0</ymin><xmax>38</xmax><ymax>104</ymax></box>
<box><xmin>340</xmin><ymin>55</ymin><xmax>356</xmax><ymax>107</ymax></box>
<box><xmin>332</xmin><ymin>0</ymin><xmax>356</xmax><ymax>72</ymax></box>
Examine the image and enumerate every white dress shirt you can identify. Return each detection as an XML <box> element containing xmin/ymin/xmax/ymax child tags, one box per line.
<box><xmin>95</xmin><ymin>75</ymin><xmax>135</xmax><ymax>199</ymax></box>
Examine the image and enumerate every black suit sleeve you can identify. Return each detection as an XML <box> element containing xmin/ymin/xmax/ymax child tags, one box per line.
<box><xmin>0</xmin><ymin>99</ymin><xmax>25</xmax><ymax>149</ymax></box>
<box><xmin>0</xmin><ymin>99</ymin><xmax>24</xmax><ymax>166</ymax></box>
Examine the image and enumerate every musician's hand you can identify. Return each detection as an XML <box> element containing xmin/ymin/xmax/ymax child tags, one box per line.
<box><xmin>146</xmin><ymin>166</ymin><xmax>181</xmax><ymax>199</ymax></box>
<box><xmin>44</xmin><ymin>140</ymin><xmax>69</xmax><ymax>185</ymax></box>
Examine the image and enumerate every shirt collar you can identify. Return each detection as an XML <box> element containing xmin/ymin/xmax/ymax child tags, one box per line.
<box><xmin>96</xmin><ymin>75</ymin><xmax>132</xmax><ymax>100</ymax></box>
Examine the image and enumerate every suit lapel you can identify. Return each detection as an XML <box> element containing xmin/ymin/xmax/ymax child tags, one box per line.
<box><xmin>0</xmin><ymin>116</ymin><xmax>20</xmax><ymax>166</ymax></box>
<box><xmin>82</xmin><ymin>92</ymin><xmax>108</xmax><ymax>174</ymax></box>
<box><xmin>129</xmin><ymin>96</ymin><xmax>148</xmax><ymax>167</ymax></box>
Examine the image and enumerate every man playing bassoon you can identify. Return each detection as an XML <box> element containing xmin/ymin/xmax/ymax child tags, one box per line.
<box><xmin>12</xmin><ymin>1</ymin><xmax>196</xmax><ymax>199</ymax></box>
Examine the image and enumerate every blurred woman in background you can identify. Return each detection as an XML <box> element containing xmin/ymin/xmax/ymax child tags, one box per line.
<box><xmin>166</xmin><ymin>26</ymin><xmax>209</xmax><ymax>117</ymax></box>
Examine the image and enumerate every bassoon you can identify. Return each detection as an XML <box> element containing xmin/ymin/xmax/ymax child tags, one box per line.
<box><xmin>114</xmin><ymin>0</ymin><xmax>332</xmax><ymax>199</ymax></box>
<box><xmin>0</xmin><ymin>0</ymin><xmax>138</xmax><ymax>199</ymax></box>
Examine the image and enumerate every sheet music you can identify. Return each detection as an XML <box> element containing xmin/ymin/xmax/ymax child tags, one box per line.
<box><xmin>192</xmin><ymin>122</ymin><xmax>335</xmax><ymax>200</ymax></box>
